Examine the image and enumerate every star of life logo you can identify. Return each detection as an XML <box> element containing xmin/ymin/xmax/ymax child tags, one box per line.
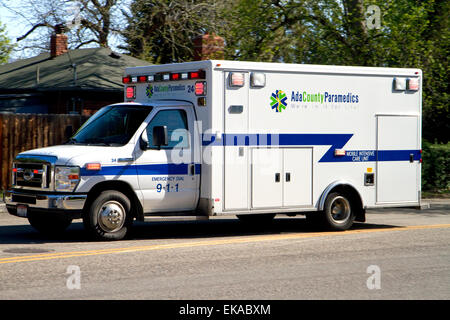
<box><xmin>270</xmin><ymin>90</ymin><xmax>288</xmax><ymax>112</ymax></box>
<box><xmin>146</xmin><ymin>85</ymin><xmax>153</xmax><ymax>98</ymax></box>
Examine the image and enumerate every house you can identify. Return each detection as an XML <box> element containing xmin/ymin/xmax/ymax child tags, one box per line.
<box><xmin>0</xmin><ymin>28</ymin><xmax>150</xmax><ymax>115</ymax></box>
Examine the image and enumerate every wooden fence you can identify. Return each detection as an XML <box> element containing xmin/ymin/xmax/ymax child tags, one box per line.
<box><xmin>0</xmin><ymin>113</ymin><xmax>88</xmax><ymax>191</ymax></box>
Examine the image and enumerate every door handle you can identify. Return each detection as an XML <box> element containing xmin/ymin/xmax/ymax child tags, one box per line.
<box><xmin>189</xmin><ymin>164</ymin><xmax>195</xmax><ymax>175</ymax></box>
<box><xmin>275</xmin><ymin>173</ymin><xmax>280</xmax><ymax>182</ymax></box>
<box><xmin>409</xmin><ymin>153</ymin><xmax>414</xmax><ymax>163</ymax></box>
<box><xmin>286</xmin><ymin>172</ymin><xmax>291</xmax><ymax>182</ymax></box>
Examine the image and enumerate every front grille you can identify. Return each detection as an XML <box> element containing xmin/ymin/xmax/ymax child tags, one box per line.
<box><xmin>14</xmin><ymin>162</ymin><xmax>50</xmax><ymax>189</ymax></box>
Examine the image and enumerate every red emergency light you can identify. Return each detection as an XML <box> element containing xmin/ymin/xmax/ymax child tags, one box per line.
<box><xmin>122</xmin><ymin>76</ymin><xmax>132</xmax><ymax>84</ymax></box>
<box><xmin>195</xmin><ymin>81</ymin><xmax>206</xmax><ymax>96</ymax></box>
<box><xmin>126</xmin><ymin>86</ymin><xmax>135</xmax><ymax>99</ymax></box>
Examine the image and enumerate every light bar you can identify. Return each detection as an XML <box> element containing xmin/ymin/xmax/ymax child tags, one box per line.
<box><xmin>127</xmin><ymin>70</ymin><xmax>206</xmax><ymax>84</ymax></box>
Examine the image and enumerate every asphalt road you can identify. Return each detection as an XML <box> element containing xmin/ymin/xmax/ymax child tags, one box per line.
<box><xmin>0</xmin><ymin>201</ymin><xmax>449</xmax><ymax>300</ymax></box>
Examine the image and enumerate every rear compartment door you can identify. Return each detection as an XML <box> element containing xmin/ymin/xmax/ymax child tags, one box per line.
<box><xmin>376</xmin><ymin>115</ymin><xmax>420</xmax><ymax>203</ymax></box>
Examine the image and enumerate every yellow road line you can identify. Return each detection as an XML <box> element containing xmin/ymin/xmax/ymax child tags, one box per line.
<box><xmin>1</xmin><ymin>224</ymin><xmax>449</xmax><ymax>265</ymax></box>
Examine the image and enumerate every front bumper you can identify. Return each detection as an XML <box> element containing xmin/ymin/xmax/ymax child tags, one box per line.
<box><xmin>4</xmin><ymin>189</ymin><xmax>87</xmax><ymax>218</ymax></box>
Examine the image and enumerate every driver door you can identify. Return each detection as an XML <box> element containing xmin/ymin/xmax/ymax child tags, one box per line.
<box><xmin>134</xmin><ymin>106</ymin><xmax>200</xmax><ymax>213</ymax></box>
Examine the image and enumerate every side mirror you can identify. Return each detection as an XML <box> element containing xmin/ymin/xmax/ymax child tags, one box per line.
<box><xmin>139</xmin><ymin>129</ymin><xmax>149</xmax><ymax>150</ymax></box>
<box><xmin>153</xmin><ymin>126</ymin><xmax>168</xmax><ymax>149</ymax></box>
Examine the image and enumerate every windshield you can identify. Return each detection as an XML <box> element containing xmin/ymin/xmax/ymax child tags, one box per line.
<box><xmin>69</xmin><ymin>105</ymin><xmax>152</xmax><ymax>146</ymax></box>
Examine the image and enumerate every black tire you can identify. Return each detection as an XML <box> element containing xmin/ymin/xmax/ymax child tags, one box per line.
<box><xmin>321</xmin><ymin>192</ymin><xmax>355</xmax><ymax>231</ymax></box>
<box><xmin>237</xmin><ymin>213</ymin><xmax>275</xmax><ymax>225</ymax></box>
<box><xmin>27</xmin><ymin>213</ymin><xmax>72</xmax><ymax>235</ymax></box>
<box><xmin>83</xmin><ymin>190</ymin><xmax>133</xmax><ymax>241</ymax></box>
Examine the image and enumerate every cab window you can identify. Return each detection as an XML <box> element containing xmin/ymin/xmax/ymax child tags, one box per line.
<box><xmin>146</xmin><ymin>109</ymin><xmax>189</xmax><ymax>149</ymax></box>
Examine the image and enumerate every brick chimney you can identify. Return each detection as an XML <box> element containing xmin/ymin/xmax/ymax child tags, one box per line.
<box><xmin>193</xmin><ymin>33</ymin><xmax>224</xmax><ymax>61</ymax></box>
<box><xmin>50</xmin><ymin>24</ymin><xmax>68</xmax><ymax>58</ymax></box>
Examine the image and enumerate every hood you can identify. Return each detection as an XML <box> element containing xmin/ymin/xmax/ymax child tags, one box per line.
<box><xmin>18</xmin><ymin>144</ymin><xmax>135</xmax><ymax>166</ymax></box>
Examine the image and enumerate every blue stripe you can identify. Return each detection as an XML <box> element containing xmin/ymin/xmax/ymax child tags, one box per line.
<box><xmin>81</xmin><ymin>163</ymin><xmax>201</xmax><ymax>176</ymax></box>
<box><xmin>202</xmin><ymin>133</ymin><xmax>420</xmax><ymax>163</ymax></box>
<box><xmin>330</xmin><ymin>150</ymin><xmax>421</xmax><ymax>162</ymax></box>
<box><xmin>202</xmin><ymin>133</ymin><xmax>353</xmax><ymax>162</ymax></box>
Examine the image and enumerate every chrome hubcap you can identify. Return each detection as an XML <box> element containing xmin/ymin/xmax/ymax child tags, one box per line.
<box><xmin>98</xmin><ymin>201</ymin><xmax>126</xmax><ymax>232</ymax></box>
<box><xmin>330</xmin><ymin>196</ymin><xmax>351</xmax><ymax>223</ymax></box>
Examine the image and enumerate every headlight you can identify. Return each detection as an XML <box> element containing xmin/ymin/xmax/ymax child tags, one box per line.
<box><xmin>55</xmin><ymin>166</ymin><xmax>80</xmax><ymax>192</ymax></box>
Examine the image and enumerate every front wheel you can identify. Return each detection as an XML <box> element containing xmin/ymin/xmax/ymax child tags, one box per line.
<box><xmin>83</xmin><ymin>190</ymin><xmax>133</xmax><ymax>241</ymax></box>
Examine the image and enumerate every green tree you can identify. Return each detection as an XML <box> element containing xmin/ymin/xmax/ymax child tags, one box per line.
<box><xmin>222</xmin><ymin>0</ymin><xmax>448</xmax><ymax>142</ymax></box>
<box><xmin>122</xmin><ymin>0</ymin><xmax>226</xmax><ymax>63</ymax></box>
<box><xmin>0</xmin><ymin>22</ymin><xmax>13</xmax><ymax>64</ymax></box>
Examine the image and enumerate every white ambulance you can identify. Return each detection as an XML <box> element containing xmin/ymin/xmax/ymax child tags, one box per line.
<box><xmin>4</xmin><ymin>60</ymin><xmax>423</xmax><ymax>240</ymax></box>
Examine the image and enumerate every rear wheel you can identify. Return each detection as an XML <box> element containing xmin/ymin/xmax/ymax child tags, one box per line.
<box><xmin>83</xmin><ymin>190</ymin><xmax>133</xmax><ymax>241</ymax></box>
<box><xmin>322</xmin><ymin>192</ymin><xmax>355</xmax><ymax>231</ymax></box>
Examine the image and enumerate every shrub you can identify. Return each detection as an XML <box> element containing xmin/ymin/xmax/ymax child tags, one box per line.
<box><xmin>422</xmin><ymin>140</ymin><xmax>450</xmax><ymax>192</ymax></box>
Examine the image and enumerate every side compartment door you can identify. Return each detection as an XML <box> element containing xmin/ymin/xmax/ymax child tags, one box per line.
<box><xmin>224</xmin><ymin>72</ymin><xmax>250</xmax><ymax>210</ymax></box>
<box><xmin>376</xmin><ymin>115</ymin><xmax>420</xmax><ymax>203</ymax></box>
<box><xmin>135</xmin><ymin>107</ymin><xmax>200</xmax><ymax>213</ymax></box>
<box><xmin>251</xmin><ymin>148</ymin><xmax>283</xmax><ymax>208</ymax></box>
<box><xmin>283</xmin><ymin>148</ymin><xmax>313</xmax><ymax>207</ymax></box>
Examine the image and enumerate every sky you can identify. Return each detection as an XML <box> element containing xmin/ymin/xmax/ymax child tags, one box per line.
<box><xmin>0</xmin><ymin>3</ymin><xmax>26</xmax><ymax>44</ymax></box>
<box><xmin>0</xmin><ymin>0</ymin><xmax>128</xmax><ymax>62</ymax></box>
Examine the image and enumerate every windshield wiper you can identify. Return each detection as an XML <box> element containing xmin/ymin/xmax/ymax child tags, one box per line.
<box><xmin>65</xmin><ymin>138</ymin><xmax>80</xmax><ymax>145</ymax></box>
<box><xmin>83</xmin><ymin>138</ymin><xmax>112</xmax><ymax>146</ymax></box>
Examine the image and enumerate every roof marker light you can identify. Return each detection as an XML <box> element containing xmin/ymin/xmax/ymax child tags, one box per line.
<box><xmin>138</xmin><ymin>76</ymin><xmax>147</xmax><ymax>83</ymax></box>
<box><xmin>162</xmin><ymin>74</ymin><xmax>170</xmax><ymax>81</ymax></box>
